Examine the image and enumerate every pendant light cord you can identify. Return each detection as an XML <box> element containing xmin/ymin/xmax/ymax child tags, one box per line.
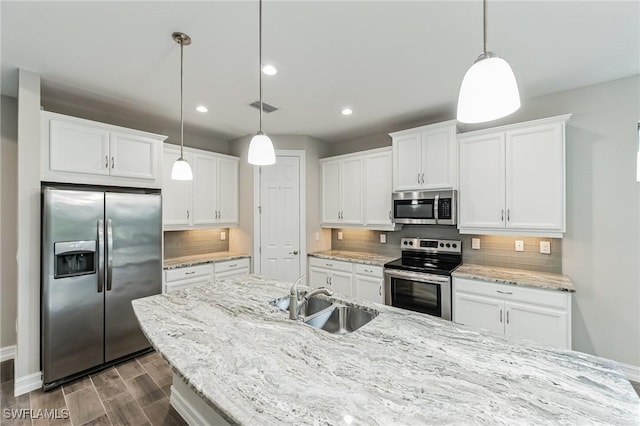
<box><xmin>483</xmin><ymin>0</ymin><xmax>487</xmax><ymax>55</ymax></box>
<box><xmin>259</xmin><ymin>0</ymin><xmax>264</xmax><ymax>133</ymax></box>
<box><xmin>180</xmin><ymin>38</ymin><xmax>185</xmax><ymax>158</ymax></box>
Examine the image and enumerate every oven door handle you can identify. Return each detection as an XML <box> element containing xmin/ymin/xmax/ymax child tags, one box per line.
<box><xmin>383</xmin><ymin>268</ymin><xmax>450</xmax><ymax>285</ymax></box>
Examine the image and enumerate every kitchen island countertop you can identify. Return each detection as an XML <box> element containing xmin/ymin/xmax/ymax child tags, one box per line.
<box><xmin>132</xmin><ymin>275</ymin><xmax>637</xmax><ymax>425</ymax></box>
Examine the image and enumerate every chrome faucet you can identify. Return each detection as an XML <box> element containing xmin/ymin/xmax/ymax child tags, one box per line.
<box><xmin>289</xmin><ymin>275</ymin><xmax>333</xmax><ymax>320</ymax></box>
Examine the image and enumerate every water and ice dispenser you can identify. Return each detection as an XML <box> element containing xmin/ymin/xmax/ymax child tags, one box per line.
<box><xmin>54</xmin><ymin>240</ymin><xmax>96</xmax><ymax>279</ymax></box>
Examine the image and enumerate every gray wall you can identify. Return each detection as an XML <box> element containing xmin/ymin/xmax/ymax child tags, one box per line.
<box><xmin>330</xmin><ymin>75</ymin><xmax>640</xmax><ymax>369</ymax></box>
<box><xmin>164</xmin><ymin>229</ymin><xmax>230</xmax><ymax>259</ymax></box>
<box><xmin>228</xmin><ymin>135</ymin><xmax>332</xmax><ymax>260</ymax></box>
<box><xmin>1</xmin><ymin>95</ymin><xmax>18</xmax><ymax>349</ymax></box>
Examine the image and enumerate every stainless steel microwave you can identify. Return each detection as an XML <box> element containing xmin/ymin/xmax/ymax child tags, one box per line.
<box><xmin>392</xmin><ymin>190</ymin><xmax>457</xmax><ymax>225</ymax></box>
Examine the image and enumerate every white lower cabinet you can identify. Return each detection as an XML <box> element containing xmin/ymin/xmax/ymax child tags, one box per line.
<box><xmin>308</xmin><ymin>257</ymin><xmax>384</xmax><ymax>304</ymax></box>
<box><xmin>452</xmin><ymin>277</ymin><xmax>571</xmax><ymax>349</ymax></box>
<box><xmin>165</xmin><ymin>258</ymin><xmax>250</xmax><ymax>293</ymax></box>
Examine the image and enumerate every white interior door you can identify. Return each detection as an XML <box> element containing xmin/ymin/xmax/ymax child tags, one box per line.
<box><xmin>260</xmin><ymin>155</ymin><xmax>301</xmax><ymax>282</ymax></box>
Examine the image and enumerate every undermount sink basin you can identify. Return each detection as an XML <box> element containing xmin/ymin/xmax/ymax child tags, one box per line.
<box><xmin>270</xmin><ymin>295</ymin><xmax>333</xmax><ymax>318</ymax></box>
<box><xmin>304</xmin><ymin>305</ymin><xmax>377</xmax><ymax>335</ymax></box>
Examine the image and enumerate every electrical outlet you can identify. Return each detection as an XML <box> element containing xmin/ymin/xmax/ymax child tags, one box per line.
<box><xmin>540</xmin><ymin>241</ymin><xmax>551</xmax><ymax>254</ymax></box>
<box><xmin>337</xmin><ymin>231</ymin><xmax>343</xmax><ymax>240</ymax></box>
<box><xmin>471</xmin><ymin>238</ymin><xmax>481</xmax><ymax>250</ymax></box>
<box><xmin>380</xmin><ymin>234</ymin><xmax>386</xmax><ymax>244</ymax></box>
<box><xmin>220</xmin><ymin>231</ymin><xmax>226</xmax><ymax>241</ymax></box>
<box><xmin>315</xmin><ymin>232</ymin><xmax>320</xmax><ymax>241</ymax></box>
<box><xmin>515</xmin><ymin>240</ymin><xmax>524</xmax><ymax>252</ymax></box>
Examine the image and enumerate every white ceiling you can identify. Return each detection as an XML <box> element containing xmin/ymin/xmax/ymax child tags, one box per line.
<box><xmin>2</xmin><ymin>1</ymin><xmax>638</xmax><ymax>143</ymax></box>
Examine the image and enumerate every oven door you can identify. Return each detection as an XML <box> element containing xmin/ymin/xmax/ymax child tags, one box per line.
<box><xmin>384</xmin><ymin>268</ymin><xmax>451</xmax><ymax>320</ymax></box>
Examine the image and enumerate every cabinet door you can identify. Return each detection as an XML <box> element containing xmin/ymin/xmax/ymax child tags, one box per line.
<box><xmin>453</xmin><ymin>291</ymin><xmax>504</xmax><ymax>334</ymax></box>
<box><xmin>421</xmin><ymin>125</ymin><xmax>457</xmax><ymax>189</ymax></box>
<box><xmin>217</xmin><ymin>158</ymin><xmax>239</xmax><ymax>224</ymax></box>
<box><xmin>458</xmin><ymin>133</ymin><xmax>506</xmax><ymax>229</ymax></box>
<box><xmin>330</xmin><ymin>271</ymin><xmax>353</xmax><ymax>297</ymax></box>
<box><xmin>162</xmin><ymin>147</ymin><xmax>192</xmax><ymax>226</ymax></box>
<box><xmin>109</xmin><ymin>132</ymin><xmax>158</xmax><ymax>180</ymax></box>
<box><xmin>192</xmin><ymin>153</ymin><xmax>217</xmax><ymax>226</ymax></box>
<box><xmin>354</xmin><ymin>275</ymin><xmax>384</xmax><ymax>304</ymax></box>
<box><xmin>49</xmin><ymin>119</ymin><xmax>110</xmax><ymax>176</ymax></box>
<box><xmin>340</xmin><ymin>157</ymin><xmax>364</xmax><ymax>224</ymax></box>
<box><xmin>505</xmin><ymin>301</ymin><xmax>569</xmax><ymax>349</ymax></box>
<box><xmin>321</xmin><ymin>161</ymin><xmax>341</xmax><ymax>224</ymax></box>
<box><xmin>364</xmin><ymin>151</ymin><xmax>393</xmax><ymax>226</ymax></box>
<box><xmin>392</xmin><ymin>132</ymin><xmax>422</xmax><ymax>191</ymax></box>
<box><xmin>309</xmin><ymin>266</ymin><xmax>331</xmax><ymax>289</ymax></box>
<box><xmin>505</xmin><ymin>124</ymin><xmax>564</xmax><ymax>231</ymax></box>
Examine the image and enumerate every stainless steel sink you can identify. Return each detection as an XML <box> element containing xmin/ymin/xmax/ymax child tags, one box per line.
<box><xmin>270</xmin><ymin>295</ymin><xmax>333</xmax><ymax>318</ymax></box>
<box><xmin>304</xmin><ymin>305</ymin><xmax>377</xmax><ymax>335</ymax></box>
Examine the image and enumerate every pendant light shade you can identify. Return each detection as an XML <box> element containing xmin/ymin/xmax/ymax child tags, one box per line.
<box><xmin>457</xmin><ymin>0</ymin><xmax>520</xmax><ymax>124</ymax></box>
<box><xmin>248</xmin><ymin>0</ymin><xmax>276</xmax><ymax>166</ymax></box>
<box><xmin>171</xmin><ymin>31</ymin><xmax>193</xmax><ymax>180</ymax></box>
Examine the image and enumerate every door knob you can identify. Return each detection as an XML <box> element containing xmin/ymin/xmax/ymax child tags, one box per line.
<box><xmin>288</xmin><ymin>251</ymin><xmax>299</xmax><ymax>255</ymax></box>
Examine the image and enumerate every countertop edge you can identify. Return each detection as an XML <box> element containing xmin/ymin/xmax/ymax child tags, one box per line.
<box><xmin>163</xmin><ymin>253</ymin><xmax>250</xmax><ymax>270</ymax></box>
<box><xmin>452</xmin><ymin>264</ymin><xmax>576</xmax><ymax>293</ymax></box>
<box><xmin>308</xmin><ymin>250</ymin><xmax>396</xmax><ymax>267</ymax></box>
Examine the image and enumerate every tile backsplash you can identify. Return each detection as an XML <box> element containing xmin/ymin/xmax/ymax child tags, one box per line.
<box><xmin>330</xmin><ymin>226</ymin><xmax>562</xmax><ymax>273</ymax></box>
<box><xmin>164</xmin><ymin>229</ymin><xmax>229</xmax><ymax>259</ymax></box>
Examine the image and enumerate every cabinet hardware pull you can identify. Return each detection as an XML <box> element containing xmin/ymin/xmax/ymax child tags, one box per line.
<box><xmin>388</xmin><ymin>210</ymin><xmax>392</xmax><ymax>220</ymax></box>
<box><xmin>228</xmin><ymin>264</ymin><xmax>237</xmax><ymax>268</ymax></box>
<box><xmin>288</xmin><ymin>251</ymin><xmax>299</xmax><ymax>255</ymax></box>
<box><xmin>105</xmin><ymin>156</ymin><xmax>109</xmax><ymax>168</ymax></box>
<box><xmin>187</xmin><ymin>210</ymin><xmax>190</xmax><ymax>219</ymax></box>
<box><xmin>496</xmin><ymin>290</ymin><xmax>513</xmax><ymax>295</ymax></box>
<box><xmin>326</xmin><ymin>263</ymin><xmax>333</xmax><ymax>267</ymax></box>
<box><xmin>507</xmin><ymin>209</ymin><xmax>510</xmax><ymax>221</ymax></box>
<box><xmin>379</xmin><ymin>285</ymin><xmax>382</xmax><ymax>296</ymax></box>
<box><xmin>421</xmin><ymin>173</ymin><xmax>425</xmax><ymax>184</ymax></box>
<box><xmin>329</xmin><ymin>276</ymin><xmax>332</xmax><ymax>285</ymax></box>
<box><xmin>338</xmin><ymin>211</ymin><xmax>340</xmax><ymax>220</ymax></box>
<box><xmin>365</xmin><ymin>269</ymin><xmax>371</xmax><ymax>273</ymax></box>
<box><xmin>111</xmin><ymin>157</ymin><xmax>115</xmax><ymax>169</ymax></box>
<box><xmin>185</xmin><ymin>271</ymin><xmax>196</xmax><ymax>275</ymax></box>
<box><xmin>326</xmin><ymin>276</ymin><xmax>329</xmax><ymax>285</ymax></box>
<box><xmin>500</xmin><ymin>309</ymin><xmax>503</xmax><ymax>323</ymax></box>
<box><xmin>506</xmin><ymin>310</ymin><xmax>510</xmax><ymax>324</ymax></box>
<box><xmin>501</xmin><ymin>209</ymin><xmax>504</xmax><ymax>221</ymax></box>
<box><xmin>417</xmin><ymin>173</ymin><xmax>420</xmax><ymax>184</ymax></box>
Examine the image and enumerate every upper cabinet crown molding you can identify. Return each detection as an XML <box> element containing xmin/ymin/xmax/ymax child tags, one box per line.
<box><xmin>458</xmin><ymin>114</ymin><xmax>571</xmax><ymax>238</ymax></box>
<box><xmin>390</xmin><ymin>120</ymin><xmax>458</xmax><ymax>191</ymax></box>
<box><xmin>320</xmin><ymin>147</ymin><xmax>400</xmax><ymax>231</ymax></box>
<box><xmin>41</xmin><ymin>111</ymin><xmax>166</xmax><ymax>189</ymax></box>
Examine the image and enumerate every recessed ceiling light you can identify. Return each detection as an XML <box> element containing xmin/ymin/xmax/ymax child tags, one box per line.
<box><xmin>341</xmin><ymin>108</ymin><xmax>353</xmax><ymax>116</ymax></box>
<box><xmin>262</xmin><ymin>65</ymin><xmax>277</xmax><ymax>76</ymax></box>
<box><xmin>195</xmin><ymin>105</ymin><xmax>208</xmax><ymax>113</ymax></box>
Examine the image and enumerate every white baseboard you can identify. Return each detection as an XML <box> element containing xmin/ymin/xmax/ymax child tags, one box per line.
<box><xmin>0</xmin><ymin>345</ymin><xmax>16</xmax><ymax>362</ymax></box>
<box><xmin>14</xmin><ymin>371</ymin><xmax>42</xmax><ymax>397</ymax></box>
<box><xmin>618</xmin><ymin>361</ymin><xmax>640</xmax><ymax>383</ymax></box>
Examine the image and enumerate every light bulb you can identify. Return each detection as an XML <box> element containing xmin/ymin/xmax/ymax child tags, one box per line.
<box><xmin>262</xmin><ymin>65</ymin><xmax>277</xmax><ymax>76</ymax></box>
<box><xmin>248</xmin><ymin>133</ymin><xmax>276</xmax><ymax>165</ymax></box>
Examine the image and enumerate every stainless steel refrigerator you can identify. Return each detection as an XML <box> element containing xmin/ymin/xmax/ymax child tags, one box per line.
<box><xmin>41</xmin><ymin>184</ymin><xmax>162</xmax><ymax>389</ymax></box>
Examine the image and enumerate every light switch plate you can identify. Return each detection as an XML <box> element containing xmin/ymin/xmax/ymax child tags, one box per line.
<box><xmin>380</xmin><ymin>234</ymin><xmax>386</xmax><ymax>244</ymax></box>
<box><xmin>515</xmin><ymin>240</ymin><xmax>524</xmax><ymax>252</ymax></box>
<box><xmin>315</xmin><ymin>232</ymin><xmax>320</xmax><ymax>241</ymax></box>
<box><xmin>540</xmin><ymin>241</ymin><xmax>551</xmax><ymax>254</ymax></box>
<box><xmin>471</xmin><ymin>238</ymin><xmax>481</xmax><ymax>250</ymax></box>
<box><xmin>220</xmin><ymin>231</ymin><xmax>226</xmax><ymax>241</ymax></box>
<box><xmin>337</xmin><ymin>231</ymin><xmax>343</xmax><ymax>240</ymax></box>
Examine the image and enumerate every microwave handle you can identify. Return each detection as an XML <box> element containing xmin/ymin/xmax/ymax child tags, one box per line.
<box><xmin>434</xmin><ymin>194</ymin><xmax>439</xmax><ymax>223</ymax></box>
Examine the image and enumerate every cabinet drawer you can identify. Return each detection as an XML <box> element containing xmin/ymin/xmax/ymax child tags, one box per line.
<box><xmin>354</xmin><ymin>264</ymin><xmax>383</xmax><ymax>277</ymax></box>
<box><xmin>308</xmin><ymin>257</ymin><xmax>353</xmax><ymax>273</ymax></box>
<box><xmin>165</xmin><ymin>264</ymin><xmax>213</xmax><ymax>283</ymax></box>
<box><xmin>453</xmin><ymin>277</ymin><xmax>569</xmax><ymax>310</ymax></box>
<box><xmin>214</xmin><ymin>258</ymin><xmax>250</xmax><ymax>273</ymax></box>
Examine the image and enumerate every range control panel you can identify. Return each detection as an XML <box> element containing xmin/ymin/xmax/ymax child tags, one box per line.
<box><xmin>401</xmin><ymin>238</ymin><xmax>462</xmax><ymax>254</ymax></box>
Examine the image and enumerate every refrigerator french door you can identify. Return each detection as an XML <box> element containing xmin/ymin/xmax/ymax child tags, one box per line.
<box><xmin>42</xmin><ymin>185</ymin><xmax>161</xmax><ymax>389</ymax></box>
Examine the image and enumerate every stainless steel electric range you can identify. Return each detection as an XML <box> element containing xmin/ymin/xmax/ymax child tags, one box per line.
<box><xmin>384</xmin><ymin>238</ymin><xmax>462</xmax><ymax>320</ymax></box>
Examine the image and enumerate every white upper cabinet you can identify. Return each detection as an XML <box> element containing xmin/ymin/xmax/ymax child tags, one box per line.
<box><xmin>321</xmin><ymin>147</ymin><xmax>399</xmax><ymax>230</ymax></box>
<box><xmin>42</xmin><ymin>111</ymin><xmax>165</xmax><ymax>188</ymax></box>
<box><xmin>458</xmin><ymin>115</ymin><xmax>571</xmax><ymax>238</ymax></box>
<box><xmin>163</xmin><ymin>144</ymin><xmax>239</xmax><ymax>230</ymax></box>
<box><xmin>390</xmin><ymin>120</ymin><xmax>458</xmax><ymax>191</ymax></box>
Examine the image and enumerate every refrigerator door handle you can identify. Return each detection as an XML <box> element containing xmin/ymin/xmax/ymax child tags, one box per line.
<box><xmin>97</xmin><ymin>219</ymin><xmax>105</xmax><ymax>293</ymax></box>
<box><xmin>106</xmin><ymin>219</ymin><xmax>113</xmax><ymax>291</ymax></box>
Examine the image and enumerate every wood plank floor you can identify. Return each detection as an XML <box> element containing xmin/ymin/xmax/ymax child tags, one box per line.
<box><xmin>0</xmin><ymin>353</ymin><xmax>186</xmax><ymax>426</ymax></box>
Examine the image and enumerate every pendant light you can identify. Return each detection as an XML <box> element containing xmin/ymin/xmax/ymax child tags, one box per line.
<box><xmin>171</xmin><ymin>32</ymin><xmax>193</xmax><ymax>181</ymax></box>
<box><xmin>248</xmin><ymin>0</ymin><xmax>276</xmax><ymax>166</ymax></box>
<box><xmin>457</xmin><ymin>0</ymin><xmax>520</xmax><ymax>124</ymax></box>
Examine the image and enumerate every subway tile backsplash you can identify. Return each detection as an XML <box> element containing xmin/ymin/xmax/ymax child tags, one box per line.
<box><xmin>164</xmin><ymin>229</ymin><xmax>229</xmax><ymax>259</ymax></box>
<box><xmin>331</xmin><ymin>227</ymin><xmax>562</xmax><ymax>273</ymax></box>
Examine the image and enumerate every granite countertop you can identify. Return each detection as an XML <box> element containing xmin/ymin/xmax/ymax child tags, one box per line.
<box><xmin>163</xmin><ymin>252</ymin><xmax>250</xmax><ymax>270</ymax></box>
<box><xmin>308</xmin><ymin>250</ymin><xmax>397</xmax><ymax>266</ymax></box>
<box><xmin>453</xmin><ymin>264</ymin><xmax>576</xmax><ymax>292</ymax></box>
<box><xmin>132</xmin><ymin>276</ymin><xmax>637</xmax><ymax>425</ymax></box>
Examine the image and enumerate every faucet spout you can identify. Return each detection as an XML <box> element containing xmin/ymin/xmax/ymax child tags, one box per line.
<box><xmin>289</xmin><ymin>275</ymin><xmax>334</xmax><ymax>320</ymax></box>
